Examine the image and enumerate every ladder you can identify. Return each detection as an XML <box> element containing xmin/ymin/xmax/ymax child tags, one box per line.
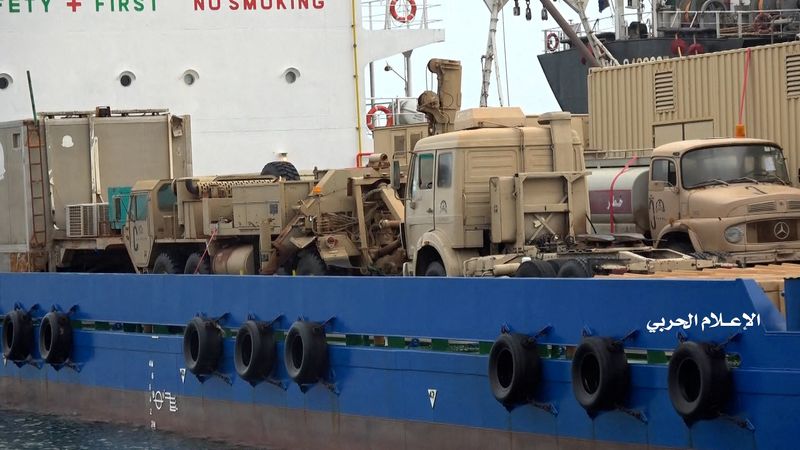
<box><xmin>25</xmin><ymin>121</ymin><xmax>48</xmax><ymax>253</ymax></box>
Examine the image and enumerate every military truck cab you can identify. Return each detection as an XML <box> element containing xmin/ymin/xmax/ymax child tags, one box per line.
<box><xmin>649</xmin><ymin>138</ymin><xmax>800</xmax><ymax>264</ymax></box>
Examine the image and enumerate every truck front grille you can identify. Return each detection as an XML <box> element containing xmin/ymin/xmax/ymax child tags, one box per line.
<box><xmin>788</xmin><ymin>200</ymin><xmax>800</xmax><ymax>211</ymax></box>
<box><xmin>747</xmin><ymin>219</ymin><xmax>799</xmax><ymax>243</ymax></box>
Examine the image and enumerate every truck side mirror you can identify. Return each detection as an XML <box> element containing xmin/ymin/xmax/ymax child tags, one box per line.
<box><xmin>391</xmin><ymin>160</ymin><xmax>403</xmax><ymax>193</ymax></box>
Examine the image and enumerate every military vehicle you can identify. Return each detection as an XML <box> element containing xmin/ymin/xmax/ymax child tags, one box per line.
<box><xmin>0</xmin><ymin>108</ymin><xmax>192</xmax><ymax>273</ymax></box>
<box><xmin>588</xmin><ymin>138</ymin><xmax>800</xmax><ymax>265</ymax></box>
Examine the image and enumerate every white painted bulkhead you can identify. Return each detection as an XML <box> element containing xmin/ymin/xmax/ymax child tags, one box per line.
<box><xmin>0</xmin><ymin>0</ymin><xmax>443</xmax><ymax>174</ymax></box>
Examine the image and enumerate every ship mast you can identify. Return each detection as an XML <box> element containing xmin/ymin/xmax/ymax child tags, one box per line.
<box><xmin>480</xmin><ymin>0</ymin><xmax>509</xmax><ymax>107</ymax></box>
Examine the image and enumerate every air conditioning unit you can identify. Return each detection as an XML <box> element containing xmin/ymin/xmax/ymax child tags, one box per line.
<box><xmin>66</xmin><ymin>203</ymin><xmax>109</xmax><ymax>238</ymax></box>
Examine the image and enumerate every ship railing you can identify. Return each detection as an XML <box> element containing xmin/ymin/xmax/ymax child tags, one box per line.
<box><xmin>364</xmin><ymin>96</ymin><xmax>427</xmax><ymax>131</ymax></box>
<box><xmin>659</xmin><ymin>8</ymin><xmax>800</xmax><ymax>39</ymax></box>
<box><xmin>542</xmin><ymin>12</ymin><xmax>652</xmax><ymax>53</ymax></box>
<box><xmin>361</xmin><ymin>0</ymin><xmax>443</xmax><ymax>31</ymax></box>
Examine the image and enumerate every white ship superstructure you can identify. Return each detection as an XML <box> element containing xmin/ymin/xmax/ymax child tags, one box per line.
<box><xmin>0</xmin><ymin>0</ymin><xmax>443</xmax><ymax>174</ymax></box>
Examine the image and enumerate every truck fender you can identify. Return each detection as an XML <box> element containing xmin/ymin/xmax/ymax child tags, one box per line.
<box><xmin>655</xmin><ymin>224</ymin><xmax>703</xmax><ymax>252</ymax></box>
<box><xmin>414</xmin><ymin>230</ymin><xmax>475</xmax><ymax>276</ymax></box>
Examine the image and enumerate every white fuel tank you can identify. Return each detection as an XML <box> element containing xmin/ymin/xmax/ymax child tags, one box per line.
<box><xmin>587</xmin><ymin>167</ymin><xmax>651</xmax><ymax>235</ymax></box>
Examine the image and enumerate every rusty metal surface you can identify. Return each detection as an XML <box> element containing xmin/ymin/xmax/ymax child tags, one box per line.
<box><xmin>0</xmin><ymin>377</ymin><xmax>675</xmax><ymax>450</ymax></box>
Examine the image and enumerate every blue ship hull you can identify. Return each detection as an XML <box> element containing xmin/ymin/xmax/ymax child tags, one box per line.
<box><xmin>0</xmin><ymin>274</ymin><xmax>798</xmax><ymax>449</ymax></box>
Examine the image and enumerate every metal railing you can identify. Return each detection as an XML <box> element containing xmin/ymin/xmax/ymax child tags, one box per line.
<box><xmin>542</xmin><ymin>8</ymin><xmax>800</xmax><ymax>53</ymax></box>
<box><xmin>361</xmin><ymin>0</ymin><xmax>443</xmax><ymax>31</ymax></box>
<box><xmin>364</xmin><ymin>96</ymin><xmax>426</xmax><ymax>130</ymax></box>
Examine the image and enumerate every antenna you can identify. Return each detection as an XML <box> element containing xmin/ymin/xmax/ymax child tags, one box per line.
<box><xmin>27</xmin><ymin>71</ymin><xmax>38</xmax><ymax>126</ymax></box>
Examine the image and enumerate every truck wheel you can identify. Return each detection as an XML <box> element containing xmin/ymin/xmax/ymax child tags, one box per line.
<box><xmin>557</xmin><ymin>258</ymin><xmax>593</xmax><ymax>278</ymax></box>
<box><xmin>515</xmin><ymin>260</ymin><xmax>557</xmax><ymax>278</ymax></box>
<box><xmin>424</xmin><ymin>261</ymin><xmax>446</xmax><ymax>276</ymax></box>
<box><xmin>152</xmin><ymin>252</ymin><xmax>181</xmax><ymax>274</ymax></box>
<box><xmin>664</xmin><ymin>239</ymin><xmax>695</xmax><ymax>255</ymax></box>
<box><xmin>184</xmin><ymin>253</ymin><xmax>211</xmax><ymax>274</ymax></box>
<box><xmin>296</xmin><ymin>249</ymin><xmax>327</xmax><ymax>276</ymax></box>
<box><xmin>261</xmin><ymin>161</ymin><xmax>300</xmax><ymax>181</ymax></box>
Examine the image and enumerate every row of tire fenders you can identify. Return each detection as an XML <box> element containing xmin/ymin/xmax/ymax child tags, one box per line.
<box><xmin>489</xmin><ymin>327</ymin><xmax>741</xmax><ymax>426</ymax></box>
<box><xmin>2</xmin><ymin>306</ymin><xmax>740</xmax><ymax>424</ymax></box>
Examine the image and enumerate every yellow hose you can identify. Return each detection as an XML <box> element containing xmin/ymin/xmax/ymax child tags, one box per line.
<box><xmin>351</xmin><ymin>0</ymin><xmax>364</xmax><ymax>160</ymax></box>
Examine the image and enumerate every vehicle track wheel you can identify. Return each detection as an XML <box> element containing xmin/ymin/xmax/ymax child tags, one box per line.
<box><xmin>557</xmin><ymin>258</ymin><xmax>594</xmax><ymax>278</ymax></box>
<box><xmin>184</xmin><ymin>252</ymin><xmax>211</xmax><ymax>274</ymax></box>
<box><xmin>261</xmin><ymin>161</ymin><xmax>300</xmax><ymax>181</ymax></box>
<box><xmin>423</xmin><ymin>261</ymin><xmax>446</xmax><ymax>276</ymax></box>
<box><xmin>515</xmin><ymin>260</ymin><xmax>557</xmax><ymax>278</ymax></box>
<box><xmin>152</xmin><ymin>252</ymin><xmax>182</xmax><ymax>274</ymax></box>
<box><xmin>296</xmin><ymin>249</ymin><xmax>327</xmax><ymax>276</ymax></box>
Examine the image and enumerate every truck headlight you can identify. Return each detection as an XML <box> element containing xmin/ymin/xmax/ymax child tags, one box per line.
<box><xmin>724</xmin><ymin>226</ymin><xmax>745</xmax><ymax>244</ymax></box>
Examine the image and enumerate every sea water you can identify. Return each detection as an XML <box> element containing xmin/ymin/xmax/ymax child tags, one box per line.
<box><xmin>0</xmin><ymin>409</ymin><xmax>254</xmax><ymax>449</ymax></box>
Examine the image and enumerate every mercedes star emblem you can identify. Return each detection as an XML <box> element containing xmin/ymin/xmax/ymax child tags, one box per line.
<box><xmin>774</xmin><ymin>221</ymin><xmax>791</xmax><ymax>240</ymax></box>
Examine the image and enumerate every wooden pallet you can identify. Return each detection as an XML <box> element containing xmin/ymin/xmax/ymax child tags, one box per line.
<box><xmin>601</xmin><ymin>264</ymin><xmax>800</xmax><ymax>314</ymax></box>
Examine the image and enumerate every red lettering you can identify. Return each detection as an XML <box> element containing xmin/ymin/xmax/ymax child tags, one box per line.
<box><xmin>194</xmin><ymin>0</ymin><xmax>204</xmax><ymax>9</ymax></box>
<box><xmin>297</xmin><ymin>0</ymin><xmax>307</xmax><ymax>8</ymax></box>
<box><xmin>261</xmin><ymin>0</ymin><xmax>271</xmax><ymax>8</ymax></box>
<box><xmin>229</xmin><ymin>0</ymin><xmax>238</xmax><ymax>9</ymax></box>
<box><xmin>313</xmin><ymin>0</ymin><xmax>323</xmax><ymax>9</ymax></box>
<box><xmin>276</xmin><ymin>0</ymin><xmax>285</xmax><ymax>9</ymax></box>
<box><xmin>243</xmin><ymin>0</ymin><xmax>255</xmax><ymax>8</ymax></box>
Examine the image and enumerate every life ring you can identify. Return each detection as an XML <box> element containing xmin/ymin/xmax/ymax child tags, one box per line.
<box><xmin>667</xmin><ymin>341</ymin><xmax>731</xmax><ymax>421</ymax></box>
<box><xmin>545</xmin><ymin>32</ymin><xmax>560</xmax><ymax>52</ymax></box>
<box><xmin>235</xmin><ymin>320</ymin><xmax>276</xmax><ymax>383</ymax></box>
<box><xmin>2</xmin><ymin>309</ymin><xmax>34</xmax><ymax>361</ymax></box>
<box><xmin>487</xmin><ymin>333</ymin><xmax>540</xmax><ymax>405</ymax></box>
<box><xmin>39</xmin><ymin>311</ymin><xmax>73</xmax><ymax>365</ymax></box>
<box><xmin>183</xmin><ymin>317</ymin><xmax>223</xmax><ymax>376</ymax></box>
<box><xmin>366</xmin><ymin>105</ymin><xmax>394</xmax><ymax>130</ymax></box>
<box><xmin>571</xmin><ymin>336</ymin><xmax>629</xmax><ymax>412</ymax></box>
<box><xmin>284</xmin><ymin>321</ymin><xmax>328</xmax><ymax>385</ymax></box>
<box><xmin>389</xmin><ymin>0</ymin><xmax>417</xmax><ymax>24</ymax></box>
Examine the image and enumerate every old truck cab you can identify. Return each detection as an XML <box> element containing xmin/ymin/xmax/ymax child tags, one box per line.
<box><xmin>650</xmin><ymin>138</ymin><xmax>800</xmax><ymax>264</ymax></box>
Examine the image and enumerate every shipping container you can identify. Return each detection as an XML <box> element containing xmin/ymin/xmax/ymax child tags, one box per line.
<box><xmin>588</xmin><ymin>41</ymin><xmax>800</xmax><ymax>182</ymax></box>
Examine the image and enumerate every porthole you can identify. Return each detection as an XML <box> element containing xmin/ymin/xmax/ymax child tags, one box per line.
<box><xmin>0</xmin><ymin>74</ymin><xmax>12</xmax><ymax>90</ymax></box>
<box><xmin>283</xmin><ymin>68</ymin><xmax>300</xmax><ymax>84</ymax></box>
<box><xmin>182</xmin><ymin>69</ymin><xmax>200</xmax><ymax>86</ymax></box>
<box><xmin>119</xmin><ymin>71</ymin><xmax>136</xmax><ymax>87</ymax></box>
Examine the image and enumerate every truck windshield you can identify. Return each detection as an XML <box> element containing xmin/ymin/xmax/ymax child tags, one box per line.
<box><xmin>681</xmin><ymin>145</ymin><xmax>789</xmax><ymax>188</ymax></box>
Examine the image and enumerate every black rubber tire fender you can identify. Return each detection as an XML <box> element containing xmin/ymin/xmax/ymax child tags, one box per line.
<box><xmin>2</xmin><ymin>310</ymin><xmax>34</xmax><ymax>361</ymax></box>
<box><xmin>571</xmin><ymin>336</ymin><xmax>629</xmax><ymax>412</ymax></box>
<box><xmin>487</xmin><ymin>333</ymin><xmax>541</xmax><ymax>405</ymax></box>
<box><xmin>284</xmin><ymin>321</ymin><xmax>328</xmax><ymax>385</ymax></box>
<box><xmin>557</xmin><ymin>258</ymin><xmax>594</xmax><ymax>278</ymax></box>
<box><xmin>515</xmin><ymin>260</ymin><xmax>557</xmax><ymax>278</ymax></box>
<box><xmin>261</xmin><ymin>161</ymin><xmax>301</xmax><ymax>181</ymax></box>
<box><xmin>39</xmin><ymin>312</ymin><xmax>73</xmax><ymax>365</ymax></box>
<box><xmin>296</xmin><ymin>249</ymin><xmax>327</xmax><ymax>276</ymax></box>
<box><xmin>668</xmin><ymin>341</ymin><xmax>731</xmax><ymax>421</ymax></box>
<box><xmin>423</xmin><ymin>261</ymin><xmax>446</xmax><ymax>277</ymax></box>
<box><xmin>184</xmin><ymin>252</ymin><xmax>211</xmax><ymax>274</ymax></box>
<box><xmin>152</xmin><ymin>252</ymin><xmax>183</xmax><ymax>274</ymax></box>
<box><xmin>235</xmin><ymin>320</ymin><xmax>276</xmax><ymax>383</ymax></box>
<box><xmin>183</xmin><ymin>317</ymin><xmax>223</xmax><ymax>375</ymax></box>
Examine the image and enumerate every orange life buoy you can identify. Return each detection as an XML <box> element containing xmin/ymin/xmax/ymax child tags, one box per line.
<box><xmin>390</xmin><ymin>0</ymin><xmax>417</xmax><ymax>24</ymax></box>
<box><xmin>546</xmin><ymin>32</ymin><xmax>560</xmax><ymax>52</ymax></box>
<box><xmin>366</xmin><ymin>105</ymin><xmax>394</xmax><ymax>130</ymax></box>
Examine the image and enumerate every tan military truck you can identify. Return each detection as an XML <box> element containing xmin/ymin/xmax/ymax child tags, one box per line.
<box><xmin>122</xmin><ymin>158</ymin><xmax>405</xmax><ymax>275</ymax></box>
<box><xmin>588</xmin><ymin>138</ymin><xmax>800</xmax><ymax>265</ymax></box>
<box><xmin>398</xmin><ymin>107</ymin><xmax>712</xmax><ymax>277</ymax></box>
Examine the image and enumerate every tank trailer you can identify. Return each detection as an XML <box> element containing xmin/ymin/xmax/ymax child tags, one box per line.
<box><xmin>588</xmin><ymin>139</ymin><xmax>800</xmax><ymax>265</ymax></box>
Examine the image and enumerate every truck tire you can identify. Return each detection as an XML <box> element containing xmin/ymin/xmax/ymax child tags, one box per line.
<box><xmin>261</xmin><ymin>161</ymin><xmax>300</xmax><ymax>181</ymax></box>
<box><xmin>664</xmin><ymin>239</ymin><xmax>695</xmax><ymax>255</ymax></box>
<box><xmin>515</xmin><ymin>260</ymin><xmax>557</xmax><ymax>278</ymax></box>
<box><xmin>296</xmin><ymin>249</ymin><xmax>327</xmax><ymax>276</ymax></box>
<box><xmin>557</xmin><ymin>258</ymin><xmax>593</xmax><ymax>278</ymax></box>
<box><xmin>184</xmin><ymin>253</ymin><xmax>211</xmax><ymax>274</ymax></box>
<box><xmin>424</xmin><ymin>261</ymin><xmax>446</xmax><ymax>276</ymax></box>
<box><xmin>668</xmin><ymin>341</ymin><xmax>730</xmax><ymax>421</ymax></box>
<box><xmin>152</xmin><ymin>252</ymin><xmax>181</xmax><ymax>274</ymax></box>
